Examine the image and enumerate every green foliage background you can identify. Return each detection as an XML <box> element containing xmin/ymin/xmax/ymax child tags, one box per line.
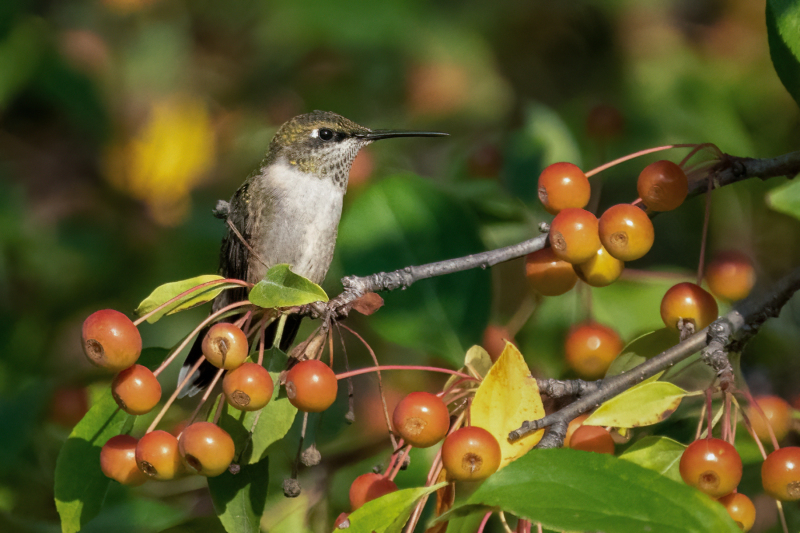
<box><xmin>1</xmin><ymin>0</ymin><xmax>800</xmax><ymax>531</ymax></box>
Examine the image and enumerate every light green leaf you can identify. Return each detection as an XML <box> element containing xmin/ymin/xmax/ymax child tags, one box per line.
<box><xmin>135</xmin><ymin>275</ymin><xmax>241</xmax><ymax>324</ymax></box>
<box><xmin>248</xmin><ymin>264</ymin><xmax>328</xmax><ymax>308</ymax></box>
<box><xmin>767</xmin><ymin>0</ymin><xmax>800</xmax><ymax>109</ymax></box>
<box><xmin>767</xmin><ymin>179</ymin><xmax>800</xmax><ymax>221</ymax></box>
<box><xmin>619</xmin><ymin>436</ymin><xmax>687</xmax><ymax>482</ymax></box>
<box><xmin>346</xmin><ymin>483</ymin><xmax>447</xmax><ymax>533</ymax></box>
<box><xmin>584</xmin><ymin>381</ymin><xmax>688</xmax><ymax>428</ymax></box>
<box><xmin>207</xmin><ymin>455</ymin><xmax>269</xmax><ymax>533</ymax></box>
<box><xmin>441</xmin><ymin>448</ymin><xmax>738</xmax><ymax>533</ymax></box>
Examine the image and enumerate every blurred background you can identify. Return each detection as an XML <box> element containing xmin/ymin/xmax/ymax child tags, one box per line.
<box><xmin>1</xmin><ymin>0</ymin><xmax>800</xmax><ymax>531</ymax></box>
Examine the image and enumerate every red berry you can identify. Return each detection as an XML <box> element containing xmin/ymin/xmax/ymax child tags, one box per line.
<box><xmin>564</xmin><ymin>323</ymin><xmax>623</xmax><ymax>380</ymax></box>
<box><xmin>392</xmin><ymin>392</ymin><xmax>450</xmax><ymax>448</ymax></box>
<box><xmin>49</xmin><ymin>386</ymin><xmax>89</xmax><ymax>427</ymax></box>
<box><xmin>748</xmin><ymin>395</ymin><xmax>792</xmax><ymax>443</ymax></box>
<box><xmin>679</xmin><ymin>438</ymin><xmax>742</xmax><ymax>498</ymax></box>
<box><xmin>101</xmin><ymin>435</ymin><xmax>148</xmax><ymax>486</ymax></box>
<box><xmin>111</xmin><ymin>364</ymin><xmax>162</xmax><ymax>415</ymax></box>
<box><xmin>538</xmin><ymin>162</ymin><xmax>591</xmax><ymax>215</ymax></box>
<box><xmin>441</xmin><ymin>426</ymin><xmax>502</xmax><ymax>482</ymax></box>
<box><xmin>524</xmin><ymin>247</ymin><xmax>579</xmax><ymax>297</ymax></box>
<box><xmin>660</xmin><ymin>282</ymin><xmax>718</xmax><ymax>332</ymax></box>
<box><xmin>179</xmin><ymin>422</ymin><xmax>235</xmax><ymax>477</ymax></box>
<box><xmin>717</xmin><ymin>492</ymin><xmax>755</xmax><ymax>532</ymax></box>
<box><xmin>223</xmin><ymin>362</ymin><xmax>274</xmax><ymax>411</ymax></box>
<box><xmin>348</xmin><ymin>473</ymin><xmax>398</xmax><ymax>511</ymax></box>
<box><xmin>549</xmin><ymin>209</ymin><xmax>602</xmax><ymax>265</ymax></box>
<box><xmin>82</xmin><ymin>309</ymin><xmax>142</xmax><ymax>372</ymax></box>
<box><xmin>564</xmin><ymin>414</ymin><xmax>590</xmax><ymax>448</ymax></box>
<box><xmin>135</xmin><ymin>430</ymin><xmax>183</xmax><ymax>480</ymax></box>
<box><xmin>285</xmin><ymin>360</ymin><xmax>338</xmax><ymax>412</ymax></box>
<box><xmin>202</xmin><ymin>323</ymin><xmax>249</xmax><ymax>370</ymax></box>
<box><xmin>569</xmin><ymin>425</ymin><xmax>615</xmax><ymax>455</ymax></box>
<box><xmin>705</xmin><ymin>251</ymin><xmax>756</xmax><ymax>302</ymax></box>
<box><xmin>762</xmin><ymin>446</ymin><xmax>800</xmax><ymax>501</ymax></box>
<box><xmin>637</xmin><ymin>160</ymin><xmax>688</xmax><ymax>212</ymax></box>
<box><xmin>572</xmin><ymin>245</ymin><xmax>624</xmax><ymax>287</ymax></box>
<box><xmin>598</xmin><ymin>203</ymin><xmax>654</xmax><ymax>261</ymax></box>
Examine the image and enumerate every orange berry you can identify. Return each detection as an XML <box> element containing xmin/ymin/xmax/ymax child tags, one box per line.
<box><xmin>202</xmin><ymin>323</ymin><xmax>249</xmax><ymax>370</ymax></box>
<box><xmin>537</xmin><ymin>162</ymin><xmax>591</xmax><ymax>215</ymax></box>
<box><xmin>285</xmin><ymin>360</ymin><xmax>338</xmax><ymax>412</ymax></box>
<box><xmin>572</xmin><ymin>245</ymin><xmax>624</xmax><ymax>287</ymax></box>
<box><xmin>349</xmin><ymin>473</ymin><xmax>398</xmax><ymax>511</ymax></box>
<box><xmin>598</xmin><ymin>203</ymin><xmax>654</xmax><ymax>261</ymax></box>
<box><xmin>524</xmin><ymin>247</ymin><xmax>579</xmax><ymax>296</ymax></box>
<box><xmin>82</xmin><ymin>309</ymin><xmax>142</xmax><ymax>372</ymax></box>
<box><xmin>762</xmin><ymin>446</ymin><xmax>800</xmax><ymax>501</ymax></box>
<box><xmin>135</xmin><ymin>430</ymin><xmax>183</xmax><ymax>480</ymax></box>
<box><xmin>441</xmin><ymin>426</ymin><xmax>502</xmax><ymax>481</ymax></box>
<box><xmin>392</xmin><ymin>392</ymin><xmax>450</xmax><ymax>448</ymax></box>
<box><xmin>101</xmin><ymin>435</ymin><xmax>148</xmax><ymax>486</ymax></box>
<box><xmin>679</xmin><ymin>438</ymin><xmax>742</xmax><ymax>498</ymax></box>
<box><xmin>179</xmin><ymin>422</ymin><xmax>235</xmax><ymax>477</ymax></box>
<box><xmin>660</xmin><ymin>282</ymin><xmax>718</xmax><ymax>332</ymax></box>
<box><xmin>718</xmin><ymin>492</ymin><xmax>755</xmax><ymax>531</ymax></box>
<box><xmin>564</xmin><ymin>414</ymin><xmax>590</xmax><ymax>448</ymax></box>
<box><xmin>223</xmin><ymin>362</ymin><xmax>274</xmax><ymax>411</ymax></box>
<box><xmin>564</xmin><ymin>323</ymin><xmax>623</xmax><ymax>380</ymax></box>
<box><xmin>748</xmin><ymin>395</ymin><xmax>792</xmax><ymax>443</ymax></box>
<box><xmin>111</xmin><ymin>364</ymin><xmax>162</xmax><ymax>415</ymax></box>
<box><xmin>549</xmin><ymin>208</ymin><xmax>602</xmax><ymax>264</ymax></box>
<box><xmin>705</xmin><ymin>251</ymin><xmax>756</xmax><ymax>301</ymax></box>
<box><xmin>637</xmin><ymin>160</ymin><xmax>688</xmax><ymax>212</ymax></box>
<box><xmin>569</xmin><ymin>425</ymin><xmax>615</xmax><ymax>454</ymax></box>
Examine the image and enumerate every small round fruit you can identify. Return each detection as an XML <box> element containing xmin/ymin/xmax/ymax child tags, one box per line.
<box><xmin>564</xmin><ymin>323</ymin><xmax>623</xmax><ymax>380</ymax></box>
<box><xmin>598</xmin><ymin>204</ymin><xmax>654</xmax><ymax>261</ymax></box>
<box><xmin>538</xmin><ymin>162</ymin><xmax>591</xmax><ymax>215</ymax></box>
<box><xmin>524</xmin><ymin>247</ymin><xmax>579</xmax><ymax>296</ymax></box>
<box><xmin>564</xmin><ymin>414</ymin><xmax>590</xmax><ymax>448</ymax></box>
<box><xmin>82</xmin><ymin>309</ymin><xmax>142</xmax><ymax>372</ymax></box>
<box><xmin>101</xmin><ymin>435</ymin><xmax>148</xmax><ymax>486</ymax></box>
<box><xmin>482</xmin><ymin>325</ymin><xmax>515</xmax><ymax>362</ymax></box>
<box><xmin>748</xmin><ymin>395</ymin><xmax>791</xmax><ymax>443</ymax></box>
<box><xmin>705</xmin><ymin>251</ymin><xmax>756</xmax><ymax>302</ymax></box>
<box><xmin>285</xmin><ymin>360</ymin><xmax>338</xmax><ymax>412</ymax></box>
<box><xmin>679</xmin><ymin>438</ymin><xmax>742</xmax><ymax>498</ymax></box>
<box><xmin>111</xmin><ymin>364</ymin><xmax>162</xmax><ymax>415</ymax></box>
<box><xmin>761</xmin><ymin>446</ymin><xmax>800</xmax><ymax>501</ymax></box>
<box><xmin>49</xmin><ymin>386</ymin><xmax>89</xmax><ymax>427</ymax></box>
<box><xmin>441</xmin><ymin>426</ymin><xmax>502</xmax><ymax>482</ymax></box>
<box><xmin>179</xmin><ymin>422</ymin><xmax>235</xmax><ymax>477</ymax></box>
<box><xmin>569</xmin><ymin>425</ymin><xmax>615</xmax><ymax>454</ymax></box>
<box><xmin>660</xmin><ymin>282</ymin><xmax>718</xmax><ymax>332</ymax></box>
<box><xmin>637</xmin><ymin>160</ymin><xmax>688</xmax><ymax>212</ymax></box>
<box><xmin>135</xmin><ymin>430</ymin><xmax>183</xmax><ymax>480</ymax></box>
<box><xmin>349</xmin><ymin>473</ymin><xmax>398</xmax><ymax>511</ymax></box>
<box><xmin>392</xmin><ymin>392</ymin><xmax>450</xmax><ymax>448</ymax></box>
<box><xmin>549</xmin><ymin>208</ymin><xmax>602</xmax><ymax>265</ymax></box>
<box><xmin>572</xmin><ymin>245</ymin><xmax>624</xmax><ymax>287</ymax></box>
<box><xmin>223</xmin><ymin>362</ymin><xmax>274</xmax><ymax>411</ymax></box>
<box><xmin>201</xmin><ymin>323</ymin><xmax>249</xmax><ymax>370</ymax></box>
<box><xmin>718</xmin><ymin>492</ymin><xmax>755</xmax><ymax>531</ymax></box>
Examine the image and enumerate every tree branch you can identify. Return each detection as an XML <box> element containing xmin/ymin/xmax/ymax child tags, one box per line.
<box><xmin>688</xmin><ymin>150</ymin><xmax>800</xmax><ymax>197</ymax></box>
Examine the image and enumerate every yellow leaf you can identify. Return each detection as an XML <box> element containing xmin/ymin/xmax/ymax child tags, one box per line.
<box><xmin>471</xmin><ymin>342</ymin><xmax>544</xmax><ymax>468</ymax></box>
<box><xmin>443</xmin><ymin>345</ymin><xmax>492</xmax><ymax>391</ymax></box>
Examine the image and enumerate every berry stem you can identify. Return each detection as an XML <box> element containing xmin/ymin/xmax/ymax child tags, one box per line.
<box><xmin>187</xmin><ymin>369</ymin><xmax>225</xmax><ymax>425</ymax></box>
<box><xmin>498</xmin><ymin>511</ymin><xmax>514</xmax><ymax>533</ymax></box>
<box><xmin>696</xmin><ymin>177</ymin><xmax>713</xmax><ymax>286</ymax></box>
<box><xmin>584</xmin><ymin>144</ymin><xmax>700</xmax><ymax>178</ymax></box>
<box><xmin>732</xmin><ymin>396</ymin><xmax>769</xmax><ymax>460</ymax></box>
<box><xmin>147</xmin><ymin>356</ymin><xmax>206</xmax><ymax>433</ymax></box>
<box><xmin>705</xmin><ymin>389</ymin><xmax>713</xmax><ymax>439</ymax></box>
<box><xmin>256</xmin><ymin>318</ymin><xmax>267</xmax><ymax>366</ymax></box>
<box><xmin>477</xmin><ymin>512</ymin><xmax>492</xmax><ymax>533</ymax></box>
<box><xmin>133</xmin><ymin>278</ymin><xmax>250</xmax><ymax>327</ymax></box>
<box><xmin>694</xmin><ymin>398</ymin><xmax>707</xmax><ymax>441</ymax></box>
<box><xmin>387</xmin><ymin>445</ymin><xmax>411</xmax><ymax>482</ymax></box>
<box><xmin>678</xmin><ymin>142</ymin><xmax>722</xmax><ymax>168</ymax></box>
<box><xmin>739</xmin><ymin>389</ymin><xmax>781</xmax><ymax>451</ymax></box>
<box><xmin>336</xmin><ymin>365</ymin><xmax>476</xmax><ymax>381</ymax></box>
<box><xmin>152</xmin><ymin>300</ymin><xmax>253</xmax><ymax>377</ymax></box>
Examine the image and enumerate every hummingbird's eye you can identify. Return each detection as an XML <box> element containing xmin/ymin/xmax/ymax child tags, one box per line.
<box><xmin>318</xmin><ymin>128</ymin><xmax>334</xmax><ymax>141</ymax></box>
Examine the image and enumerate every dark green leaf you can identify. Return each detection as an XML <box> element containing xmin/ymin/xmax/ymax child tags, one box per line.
<box><xmin>135</xmin><ymin>275</ymin><xmax>241</xmax><ymax>324</ymax></box>
<box><xmin>208</xmin><ymin>455</ymin><xmax>270</xmax><ymax>533</ymax></box>
<box><xmin>338</xmin><ymin>175</ymin><xmax>491</xmax><ymax>366</ymax></box>
<box><xmin>442</xmin><ymin>448</ymin><xmax>738</xmax><ymax>533</ymax></box>
<box><xmin>767</xmin><ymin>0</ymin><xmax>800</xmax><ymax>108</ymax></box>
<box><xmin>248</xmin><ymin>264</ymin><xmax>328</xmax><ymax>308</ymax></box>
<box><xmin>619</xmin><ymin>436</ymin><xmax>687</xmax><ymax>483</ymax></box>
<box><xmin>158</xmin><ymin>517</ymin><xmax>227</xmax><ymax>533</ymax></box>
<box><xmin>346</xmin><ymin>484</ymin><xmax>446</xmax><ymax>533</ymax></box>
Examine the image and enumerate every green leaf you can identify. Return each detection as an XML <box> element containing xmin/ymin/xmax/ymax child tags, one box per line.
<box><xmin>605</xmin><ymin>328</ymin><xmax>680</xmax><ymax>378</ymax></box>
<box><xmin>338</xmin><ymin>175</ymin><xmax>491</xmax><ymax>366</ymax></box>
<box><xmin>248</xmin><ymin>377</ymin><xmax>296</xmax><ymax>462</ymax></box>
<box><xmin>584</xmin><ymin>382</ymin><xmax>688</xmax><ymax>428</ymax></box>
<box><xmin>619</xmin><ymin>436</ymin><xmax>687</xmax><ymax>483</ymax></box>
<box><xmin>207</xmin><ymin>455</ymin><xmax>270</xmax><ymax>533</ymax></box>
<box><xmin>248</xmin><ymin>264</ymin><xmax>328</xmax><ymax>308</ymax></box>
<box><xmin>346</xmin><ymin>483</ymin><xmax>447</xmax><ymax>533</ymax></box>
<box><xmin>54</xmin><ymin>390</ymin><xmax>133</xmax><ymax>533</ymax></box>
<box><xmin>767</xmin><ymin>179</ymin><xmax>800</xmax><ymax>221</ymax></box>
<box><xmin>442</xmin><ymin>449</ymin><xmax>738</xmax><ymax>533</ymax></box>
<box><xmin>135</xmin><ymin>275</ymin><xmax>241</xmax><ymax>324</ymax></box>
<box><xmin>767</xmin><ymin>0</ymin><xmax>800</xmax><ymax>109</ymax></box>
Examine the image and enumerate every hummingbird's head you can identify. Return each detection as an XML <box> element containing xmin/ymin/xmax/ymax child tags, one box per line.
<box><xmin>266</xmin><ymin>110</ymin><xmax>447</xmax><ymax>188</ymax></box>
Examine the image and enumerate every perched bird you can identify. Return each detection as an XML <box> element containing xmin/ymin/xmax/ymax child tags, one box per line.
<box><xmin>179</xmin><ymin>111</ymin><xmax>447</xmax><ymax>396</ymax></box>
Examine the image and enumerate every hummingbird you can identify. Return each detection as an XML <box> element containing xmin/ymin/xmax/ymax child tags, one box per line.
<box><xmin>179</xmin><ymin>110</ymin><xmax>447</xmax><ymax>396</ymax></box>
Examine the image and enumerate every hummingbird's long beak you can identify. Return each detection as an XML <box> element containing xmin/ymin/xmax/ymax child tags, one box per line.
<box><xmin>355</xmin><ymin>130</ymin><xmax>449</xmax><ymax>141</ymax></box>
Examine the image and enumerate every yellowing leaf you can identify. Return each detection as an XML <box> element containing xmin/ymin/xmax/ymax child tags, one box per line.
<box><xmin>584</xmin><ymin>382</ymin><xmax>688</xmax><ymax>428</ymax></box>
<box><xmin>471</xmin><ymin>342</ymin><xmax>544</xmax><ymax>468</ymax></box>
<box><xmin>443</xmin><ymin>345</ymin><xmax>492</xmax><ymax>391</ymax></box>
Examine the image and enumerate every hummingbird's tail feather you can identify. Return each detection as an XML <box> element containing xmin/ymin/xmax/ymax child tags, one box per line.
<box><xmin>177</xmin><ymin>314</ymin><xmax>304</xmax><ymax>398</ymax></box>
